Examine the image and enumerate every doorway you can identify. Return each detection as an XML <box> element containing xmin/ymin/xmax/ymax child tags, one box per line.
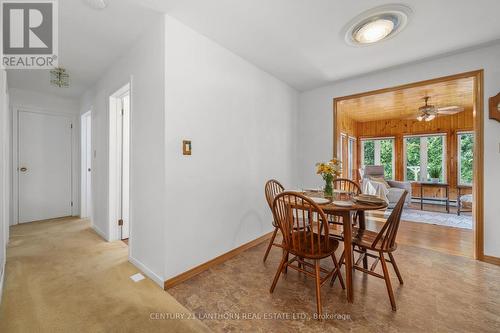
<box><xmin>109</xmin><ymin>84</ymin><xmax>130</xmax><ymax>241</ymax></box>
<box><xmin>333</xmin><ymin>70</ymin><xmax>484</xmax><ymax>260</ymax></box>
<box><xmin>16</xmin><ymin>110</ymin><xmax>73</xmax><ymax>223</ymax></box>
<box><xmin>81</xmin><ymin>111</ymin><xmax>92</xmax><ymax>219</ymax></box>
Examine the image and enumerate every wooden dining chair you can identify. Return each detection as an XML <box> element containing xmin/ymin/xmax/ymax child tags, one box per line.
<box><xmin>340</xmin><ymin>191</ymin><xmax>407</xmax><ymax>311</ymax></box>
<box><xmin>270</xmin><ymin>192</ymin><xmax>344</xmax><ymax>319</ymax></box>
<box><xmin>333</xmin><ymin>178</ymin><xmax>361</xmax><ymax>195</ymax></box>
<box><xmin>263</xmin><ymin>179</ymin><xmax>285</xmax><ymax>262</ymax></box>
<box><xmin>328</xmin><ymin>178</ymin><xmax>362</xmax><ymax>239</ymax></box>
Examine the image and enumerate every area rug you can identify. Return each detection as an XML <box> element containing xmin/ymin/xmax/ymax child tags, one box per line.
<box><xmin>384</xmin><ymin>208</ymin><xmax>473</xmax><ymax>229</ymax></box>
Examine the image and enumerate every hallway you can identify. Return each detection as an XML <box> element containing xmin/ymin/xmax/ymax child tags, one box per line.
<box><xmin>0</xmin><ymin>218</ymin><xmax>209</xmax><ymax>333</ymax></box>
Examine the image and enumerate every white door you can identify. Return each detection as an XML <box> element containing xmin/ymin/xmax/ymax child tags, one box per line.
<box><xmin>18</xmin><ymin>111</ymin><xmax>72</xmax><ymax>223</ymax></box>
<box><xmin>81</xmin><ymin>112</ymin><xmax>92</xmax><ymax>218</ymax></box>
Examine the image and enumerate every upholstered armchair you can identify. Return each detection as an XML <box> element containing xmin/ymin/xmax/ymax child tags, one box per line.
<box><xmin>360</xmin><ymin>165</ymin><xmax>412</xmax><ymax>208</ymax></box>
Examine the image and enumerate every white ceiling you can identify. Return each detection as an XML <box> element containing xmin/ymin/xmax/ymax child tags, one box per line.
<box><xmin>7</xmin><ymin>0</ymin><xmax>161</xmax><ymax>99</ymax></box>
<box><xmin>7</xmin><ymin>0</ymin><xmax>500</xmax><ymax>98</ymax></box>
<box><xmin>139</xmin><ymin>0</ymin><xmax>500</xmax><ymax>91</ymax></box>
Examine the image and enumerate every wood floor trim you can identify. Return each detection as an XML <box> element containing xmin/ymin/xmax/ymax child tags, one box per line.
<box><xmin>482</xmin><ymin>255</ymin><xmax>500</xmax><ymax>266</ymax></box>
<box><xmin>164</xmin><ymin>231</ymin><xmax>274</xmax><ymax>289</ymax></box>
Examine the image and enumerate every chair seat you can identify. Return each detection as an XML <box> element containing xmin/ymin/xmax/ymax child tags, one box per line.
<box><xmin>289</xmin><ymin>231</ymin><xmax>339</xmax><ymax>259</ymax></box>
<box><xmin>351</xmin><ymin>227</ymin><xmax>397</xmax><ymax>252</ymax></box>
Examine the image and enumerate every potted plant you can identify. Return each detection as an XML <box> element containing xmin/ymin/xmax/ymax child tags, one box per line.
<box><xmin>428</xmin><ymin>165</ymin><xmax>441</xmax><ymax>183</ymax></box>
<box><xmin>316</xmin><ymin>158</ymin><xmax>342</xmax><ymax>198</ymax></box>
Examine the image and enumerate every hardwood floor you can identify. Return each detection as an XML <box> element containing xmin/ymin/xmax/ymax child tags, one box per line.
<box><xmin>365</xmin><ymin>204</ymin><xmax>473</xmax><ymax>258</ymax></box>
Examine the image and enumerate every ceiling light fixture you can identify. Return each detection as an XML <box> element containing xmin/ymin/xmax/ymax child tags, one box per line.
<box><xmin>343</xmin><ymin>4</ymin><xmax>412</xmax><ymax>46</ymax></box>
<box><xmin>84</xmin><ymin>0</ymin><xmax>107</xmax><ymax>10</ymax></box>
<box><xmin>424</xmin><ymin>114</ymin><xmax>436</xmax><ymax>122</ymax></box>
<box><xmin>50</xmin><ymin>67</ymin><xmax>70</xmax><ymax>88</ymax></box>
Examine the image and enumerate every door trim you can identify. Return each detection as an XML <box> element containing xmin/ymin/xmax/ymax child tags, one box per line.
<box><xmin>80</xmin><ymin>110</ymin><xmax>92</xmax><ymax>219</ymax></box>
<box><xmin>332</xmin><ymin>69</ymin><xmax>484</xmax><ymax>260</ymax></box>
<box><xmin>108</xmin><ymin>82</ymin><xmax>131</xmax><ymax>241</ymax></box>
<box><xmin>13</xmin><ymin>106</ymin><xmax>77</xmax><ymax>224</ymax></box>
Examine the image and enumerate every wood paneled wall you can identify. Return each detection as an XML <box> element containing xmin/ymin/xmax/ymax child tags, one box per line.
<box><xmin>337</xmin><ymin>109</ymin><xmax>359</xmax><ymax>180</ymax></box>
<box><xmin>337</xmin><ymin>109</ymin><xmax>474</xmax><ymax>200</ymax></box>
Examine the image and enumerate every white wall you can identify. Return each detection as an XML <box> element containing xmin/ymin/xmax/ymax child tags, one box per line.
<box><xmin>80</xmin><ymin>15</ymin><xmax>166</xmax><ymax>286</ymax></box>
<box><xmin>0</xmin><ymin>70</ymin><xmax>10</xmax><ymax>300</ymax></box>
<box><xmin>298</xmin><ymin>42</ymin><xmax>500</xmax><ymax>258</ymax></box>
<box><xmin>9</xmin><ymin>88</ymin><xmax>80</xmax><ymax>113</ymax></box>
<box><xmin>163</xmin><ymin>16</ymin><xmax>299</xmax><ymax>279</ymax></box>
<box><xmin>8</xmin><ymin>88</ymin><xmax>80</xmax><ymax>224</ymax></box>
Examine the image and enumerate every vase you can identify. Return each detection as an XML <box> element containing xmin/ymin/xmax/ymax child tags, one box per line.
<box><xmin>323</xmin><ymin>175</ymin><xmax>334</xmax><ymax>198</ymax></box>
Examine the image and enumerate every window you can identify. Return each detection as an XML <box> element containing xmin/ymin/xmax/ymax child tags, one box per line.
<box><xmin>348</xmin><ymin>137</ymin><xmax>356</xmax><ymax>179</ymax></box>
<box><xmin>361</xmin><ymin>137</ymin><xmax>395</xmax><ymax>179</ymax></box>
<box><xmin>458</xmin><ymin>132</ymin><xmax>474</xmax><ymax>185</ymax></box>
<box><xmin>404</xmin><ymin>134</ymin><xmax>446</xmax><ymax>182</ymax></box>
<box><xmin>405</xmin><ymin>137</ymin><xmax>420</xmax><ymax>181</ymax></box>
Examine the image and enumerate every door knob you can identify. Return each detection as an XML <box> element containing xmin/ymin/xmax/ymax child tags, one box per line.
<box><xmin>88</xmin><ymin>168</ymin><xmax>91</xmax><ymax>172</ymax></box>
<box><xmin>20</xmin><ymin>167</ymin><xmax>28</xmax><ymax>172</ymax></box>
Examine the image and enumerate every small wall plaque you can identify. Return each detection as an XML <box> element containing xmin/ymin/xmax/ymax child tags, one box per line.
<box><xmin>489</xmin><ymin>92</ymin><xmax>500</xmax><ymax>122</ymax></box>
<box><xmin>183</xmin><ymin>140</ymin><xmax>192</xmax><ymax>155</ymax></box>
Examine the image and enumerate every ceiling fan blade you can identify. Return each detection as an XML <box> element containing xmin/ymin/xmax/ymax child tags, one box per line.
<box><xmin>404</xmin><ymin>114</ymin><xmax>423</xmax><ymax>120</ymax></box>
<box><xmin>436</xmin><ymin>106</ymin><xmax>464</xmax><ymax>115</ymax></box>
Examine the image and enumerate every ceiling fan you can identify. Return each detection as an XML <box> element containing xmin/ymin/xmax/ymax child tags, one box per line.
<box><xmin>413</xmin><ymin>96</ymin><xmax>464</xmax><ymax>122</ymax></box>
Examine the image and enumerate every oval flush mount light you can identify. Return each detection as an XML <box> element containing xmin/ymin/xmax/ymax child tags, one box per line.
<box><xmin>343</xmin><ymin>4</ymin><xmax>413</xmax><ymax>46</ymax></box>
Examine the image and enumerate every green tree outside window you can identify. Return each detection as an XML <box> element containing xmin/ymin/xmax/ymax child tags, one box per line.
<box><xmin>459</xmin><ymin>133</ymin><xmax>474</xmax><ymax>184</ymax></box>
<box><xmin>405</xmin><ymin>137</ymin><xmax>420</xmax><ymax>181</ymax></box>
<box><xmin>380</xmin><ymin>139</ymin><xmax>393</xmax><ymax>179</ymax></box>
<box><xmin>363</xmin><ymin>140</ymin><xmax>375</xmax><ymax>166</ymax></box>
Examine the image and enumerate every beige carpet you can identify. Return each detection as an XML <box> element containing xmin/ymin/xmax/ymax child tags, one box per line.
<box><xmin>0</xmin><ymin>217</ymin><xmax>210</xmax><ymax>333</ymax></box>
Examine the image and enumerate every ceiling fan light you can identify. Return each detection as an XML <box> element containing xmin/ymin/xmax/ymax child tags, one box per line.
<box><xmin>425</xmin><ymin>114</ymin><xmax>435</xmax><ymax>122</ymax></box>
<box><xmin>416</xmin><ymin>115</ymin><xmax>424</xmax><ymax>122</ymax></box>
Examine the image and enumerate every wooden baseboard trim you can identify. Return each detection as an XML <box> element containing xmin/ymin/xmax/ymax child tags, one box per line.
<box><xmin>481</xmin><ymin>255</ymin><xmax>500</xmax><ymax>266</ymax></box>
<box><xmin>164</xmin><ymin>231</ymin><xmax>274</xmax><ymax>290</ymax></box>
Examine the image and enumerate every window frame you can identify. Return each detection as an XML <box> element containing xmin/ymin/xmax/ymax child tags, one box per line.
<box><xmin>339</xmin><ymin>133</ymin><xmax>346</xmax><ymax>164</ymax></box>
<box><xmin>457</xmin><ymin>131</ymin><xmax>474</xmax><ymax>186</ymax></box>
<box><xmin>403</xmin><ymin>133</ymin><xmax>447</xmax><ymax>183</ymax></box>
<box><xmin>360</xmin><ymin>136</ymin><xmax>395</xmax><ymax>180</ymax></box>
<box><xmin>347</xmin><ymin>136</ymin><xmax>356</xmax><ymax>180</ymax></box>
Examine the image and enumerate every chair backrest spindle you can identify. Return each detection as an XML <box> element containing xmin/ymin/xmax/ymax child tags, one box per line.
<box><xmin>265</xmin><ymin>179</ymin><xmax>285</xmax><ymax>210</ymax></box>
<box><xmin>372</xmin><ymin>191</ymin><xmax>407</xmax><ymax>250</ymax></box>
<box><xmin>273</xmin><ymin>192</ymin><xmax>330</xmax><ymax>256</ymax></box>
<box><xmin>333</xmin><ymin>178</ymin><xmax>361</xmax><ymax>195</ymax></box>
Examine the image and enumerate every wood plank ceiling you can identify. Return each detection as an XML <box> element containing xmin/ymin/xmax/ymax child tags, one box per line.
<box><xmin>337</xmin><ymin>77</ymin><xmax>474</xmax><ymax>122</ymax></box>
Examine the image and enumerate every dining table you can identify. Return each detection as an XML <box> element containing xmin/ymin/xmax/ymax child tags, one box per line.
<box><xmin>303</xmin><ymin>190</ymin><xmax>388</xmax><ymax>303</ymax></box>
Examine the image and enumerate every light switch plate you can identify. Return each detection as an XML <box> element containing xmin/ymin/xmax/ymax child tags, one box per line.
<box><xmin>183</xmin><ymin>140</ymin><xmax>192</xmax><ymax>155</ymax></box>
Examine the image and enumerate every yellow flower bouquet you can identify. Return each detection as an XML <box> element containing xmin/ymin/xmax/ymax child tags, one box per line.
<box><xmin>316</xmin><ymin>158</ymin><xmax>342</xmax><ymax>197</ymax></box>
